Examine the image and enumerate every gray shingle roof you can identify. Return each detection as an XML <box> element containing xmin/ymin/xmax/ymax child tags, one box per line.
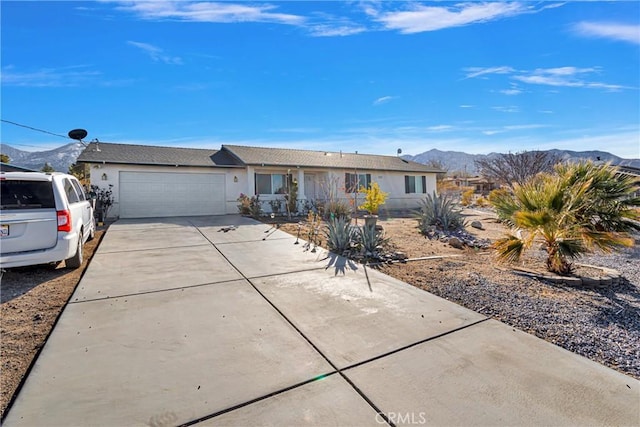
<box><xmin>77</xmin><ymin>142</ymin><xmax>242</xmax><ymax>168</ymax></box>
<box><xmin>76</xmin><ymin>142</ymin><xmax>440</xmax><ymax>174</ymax></box>
<box><xmin>222</xmin><ymin>145</ymin><xmax>440</xmax><ymax>173</ymax></box>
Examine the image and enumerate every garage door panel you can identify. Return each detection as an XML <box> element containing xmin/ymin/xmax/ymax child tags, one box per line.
<box><xmin>119</xmin><ymin>172</ymin><xmax>226</xmax><ymax>218</ymax></box>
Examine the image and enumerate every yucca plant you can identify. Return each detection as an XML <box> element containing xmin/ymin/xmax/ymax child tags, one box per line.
<box><xmin>491</xmin><ymin>161</ymin><xmax>639</xmax><ymax>275</ymax></box>
<box><xmin>359</xmin><ymin>224</ymin><xmax>389</xmax><ymax>257</ymax></box>
<box><xmin>325</xmin><ymin>216</ymin><xmax>355</xmax><ymax>253</ymax></box>
<box><xmin>415</xmin><ymin>191</ymin><xmax>466</xmax><ymax>233</ymax></box>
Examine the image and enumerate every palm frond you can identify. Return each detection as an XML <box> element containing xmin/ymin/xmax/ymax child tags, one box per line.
<box><xmin>493</xmin><ymin>235</ymin><xmax>525</xmax><ymax>263</ymax></box>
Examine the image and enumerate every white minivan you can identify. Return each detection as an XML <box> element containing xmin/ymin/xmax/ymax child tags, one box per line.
<box><xmin>0</xmin><ymin>172</ymin><xmax>96</xmax><ymax>269</ymax></box>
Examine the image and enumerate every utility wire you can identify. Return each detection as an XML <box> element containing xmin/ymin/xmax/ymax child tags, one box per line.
<box><xmin>1</xmin><ymin>119</ymin><xmax>71</xmax><ymax>140</ymax></box>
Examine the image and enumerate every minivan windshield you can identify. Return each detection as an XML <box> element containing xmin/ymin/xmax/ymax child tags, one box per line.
<box><xmin>0</xmin><ymin>180</ymin><xmax>56</xmax><ymax>209</ymax></box>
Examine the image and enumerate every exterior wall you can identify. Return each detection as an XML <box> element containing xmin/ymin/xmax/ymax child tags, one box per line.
<box><xmin>87</xmin><ymin>163</ymin><xmax>437</xmax><ymax>218</ymax></box>
<box><xmin>248</xmin><ymin>168</ymin><xmax>436</xmax><ymax>213</ymax></box>
<box><xmin>87</xmin><ymin>163</ymin><xmax>244</xmax><ymax>218</ymax></box>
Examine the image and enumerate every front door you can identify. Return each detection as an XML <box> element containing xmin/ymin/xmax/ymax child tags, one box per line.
<box><xmin>304</xmin><ymin>174</ymin><xmax>316</xmax><ymax>200</ymax></box>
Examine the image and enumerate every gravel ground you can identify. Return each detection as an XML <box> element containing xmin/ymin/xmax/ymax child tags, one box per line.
<box><xmin>382</xmin><ymin>240</ymin><xmax>640</xmax><ymax>380</ymax></box>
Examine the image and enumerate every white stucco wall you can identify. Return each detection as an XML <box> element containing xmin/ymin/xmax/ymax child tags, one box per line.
<box><xmin>248</xmin><ymin>168</ymin><xmax>437</xmax><ymax>213</ymax></box>
<box><xmin>87</xmin><ymin>163</ymin><xmax>437</xmax><ymax>218</ymax></box>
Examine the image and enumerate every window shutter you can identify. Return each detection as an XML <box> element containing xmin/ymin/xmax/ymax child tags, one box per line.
<box><xmin>422</xmin><ymin>176</ymin><xmax>427</xmax><ymax>193</ymax></box>
<box><xmin>254</xmin><ymin>173</ymin><xmax>257</xmax><ymax>195</ymax></box>
<box><xmin>405</xmin><ymin>176</ymin><xmax>410</xmax><ymax>194</ymax></box>
<box><xmin>345</xmin><ymin>173</ymin><xmax>351</xmax><ymax>192</ymax></box>
<box><xmin>366</xmin><ymin>174</ymin><xmax>371</xmax><ymax>188</ymax></box>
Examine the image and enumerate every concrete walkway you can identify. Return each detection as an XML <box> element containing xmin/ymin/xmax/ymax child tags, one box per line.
<box><xmin>4</xmin><ymin>215</ymin><xmax>639</xmax><ymax>426</ymax></box>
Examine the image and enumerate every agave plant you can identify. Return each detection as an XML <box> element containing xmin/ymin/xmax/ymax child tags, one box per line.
<box><xmin>491</xmin><ymin>161</ymin><xmax>639</xmax><ymax>275</ymax></box>
<box><xmin>325</xmin><ymin>216</ymin><xmax>355</xmax><ymax>253</ymax></box>
<box><xmin>358</xmin><ymin>224</ymin><xmax>389</xmax><ymax>257</ymax></box>
<box><xmin>415</xmin><ymin>191</ymin><xmax>466</xmax><ymax>233</ymax></box>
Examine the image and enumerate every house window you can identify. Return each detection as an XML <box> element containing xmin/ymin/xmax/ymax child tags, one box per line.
<box><xmin>405</xmin><ymin>176</ymin><xmax>427</xmax><ymax>194</ymax></box>
<box><xmin>345</xmin><ymin>173</ymin><xmax>371</xmax><ymax>193</ymax></box>
<box><xmin>255</xmin><ymin>173</ymin><xmax>289</xmax><ymax>195</ymax></box>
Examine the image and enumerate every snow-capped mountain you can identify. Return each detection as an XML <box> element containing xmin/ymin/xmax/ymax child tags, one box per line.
<box><xmin>0</xmin><ymin>142</ymin><xmax>85</xmax><ymax>172</ymax></box>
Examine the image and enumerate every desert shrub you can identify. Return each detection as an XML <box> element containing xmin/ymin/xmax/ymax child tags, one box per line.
<box><xmin>325</xmin><ymin>216</ymin><xmax>355</xmax><ymax>253</ymax></box>
<box><xmin>237</xmin><ymin>193</ymin><xmax>262</xmax><ymax>218</ymax></box>
<box><xmin>237</xmin><ymin>193</ymin><xmax>251</xmax><ymax>215</ymax></box>
<box><xmin>358</xmin><ymin>182</ymin><xmax>388</xmax><ymax>215</ymax></box>
<box><xmin>324</xmin><ymin>199</ymin><xmax>351</xmax><ymax>221</ymax></box>
<box><xmin>461</xmin><ymin>189</ymin><xmax>475</xmax><ymax>206</ymax></box>
<box><xmin>475</xmin><ymin>196</ymin><xmax>488</xmax><ymax>207</ymax></box>
<box><xmin>268</xmin><ymin>198</ymin><xmax>283</xmax><ymax>214</ymax></box>
<box><xmin>416</xmin><ymin>192</ymin><xmax>466</xmax><ymax>233</ymax></box>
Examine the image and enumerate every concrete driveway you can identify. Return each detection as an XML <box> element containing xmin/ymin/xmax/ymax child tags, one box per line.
<box><xmin>4</xmin><ymin>215</ymin><xmax>639</xmax><ymax>426</ymax></box>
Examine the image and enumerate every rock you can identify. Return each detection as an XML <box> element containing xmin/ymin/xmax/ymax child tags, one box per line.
<box><xmin>393</xmin><ymin>251</ymin><xmax>408</xmax><ymax>260</ymax></box>
<box><xmin>471</xmin><ymin>220</ymin><xmax>483</xmax><ymax>230</ymax></box>
<box><xmin>448</xmin><ymin>237</ymin><xmax>464</xmax><ymax>249</ymax></box>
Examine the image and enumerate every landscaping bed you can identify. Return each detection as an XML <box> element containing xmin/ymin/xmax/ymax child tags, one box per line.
<box><xmin>275</xmin><ymin>209</ymin><xmax>640</xmax><ymax>380</ymax></box>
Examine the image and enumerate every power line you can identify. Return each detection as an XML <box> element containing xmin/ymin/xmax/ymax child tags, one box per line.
<box><xmin>1</xmin><ymin>119</ymin><xmax>71</xmax><ymax>140</ymax></box>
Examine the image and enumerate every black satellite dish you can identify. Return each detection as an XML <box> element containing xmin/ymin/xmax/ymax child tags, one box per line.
<box><xmin>68</xmin><ymin>129</ymin><xmax>88</xmax><ymax>141</ymax></box>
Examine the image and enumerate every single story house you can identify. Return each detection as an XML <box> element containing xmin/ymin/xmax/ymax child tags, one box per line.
<box><xmin>77</xmin><ymin>142</ymin><xmax>441</xmax><ymax>219</ymax></box>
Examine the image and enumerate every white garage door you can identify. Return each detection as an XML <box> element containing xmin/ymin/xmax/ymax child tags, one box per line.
<box><xmin>119</xmin><ymin>172</ymin><xmax>226</xmax><ymax>218</ymax></box>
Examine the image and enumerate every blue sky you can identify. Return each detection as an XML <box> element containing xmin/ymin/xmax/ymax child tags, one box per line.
<box><xmin>1</xmin><ymin>1</ymin><xmax>639</xmax><ymax>159</ymax></box>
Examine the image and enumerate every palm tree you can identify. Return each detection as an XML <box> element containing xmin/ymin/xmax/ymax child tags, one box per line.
<box><xmin>491</xmin><ymin>161</ymin><xmax>639</xmax><ymax>275</ymax></box>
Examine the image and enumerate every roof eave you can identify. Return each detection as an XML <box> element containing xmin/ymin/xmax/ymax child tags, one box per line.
<box><xmin>77</xmin><ymin>159</ymin><xmax>245</xmax><ymax>168</ymax></box>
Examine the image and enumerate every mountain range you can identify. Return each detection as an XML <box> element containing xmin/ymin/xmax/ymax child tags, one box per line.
<box><xmin>1</xmin><ymin>142</ymin><xmax>638</xmax><ymax>175</ymax></box>
<box><xmin>403</xmin><ymin>149</ymin><xmax>640</xmax><ymax>175</ymax></box>
<box><xmin>1</xmin><ymin>142</ymin><xmax>86</xmax><ymax>172</ymax></box>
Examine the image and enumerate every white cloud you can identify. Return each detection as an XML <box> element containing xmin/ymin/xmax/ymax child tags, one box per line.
<box><xmin>127</xmin><ymin>41</ymin><xmax>183</xmax><ymax>65</ymax></box>
<box><xmin>492</xmin><ymin>106</ymin><xmax>520</xmax><ymax>113</ymax></box>
<box><xmin>373</xmin><ymin>96</ymin><xmax>396</xmax><ymax>106</ymax></box>
<box><xmin>500</xmin><ymin>88</ymin><xmax>522</xmax><ymax>95</ymax></box>
<box><xmin>308</xmin><ymin>24</ymin><xmax>366</xmax><ymax>37</ymax></box>
<box><xmin>427</xmin><ymin>125</ymin><xmax>454</xmax><ymax>132</ymax></box>
<box><xmin>459</xmin><ymin>104</ymin><xmax>474</xmax><ymax>109</ymax></box>
<box><xmin>465</xmin><ymin>64</ymin><xmax>629</xmax><ymax>92</ymax></box>
<box><xmin>113</xmin><ymin>1</ymin><xmax>305</xmax><ymax>25</ymax></box>
<box><xmin>513</xmin><ymin>67</ymin><xmax>626</xmax><ymax>91</ymax></box>
<box><xmin>1</xmin><ymin>65</ymin><xmax>101</xmax><ymax>87</ymax></box>
<box><xmin>375</xmin><ymin>2</ymin><xmax>526</xmax><ymax>34</ymax></box>
<box><xmin>573</xmin><ymin>21</ymin><xmax>640</xmax><ymax>45</ymax></box>
<box><xmin>463</xmin><ymin>66</ymin><xmax>515</xmax><ymax>79</ymax></box>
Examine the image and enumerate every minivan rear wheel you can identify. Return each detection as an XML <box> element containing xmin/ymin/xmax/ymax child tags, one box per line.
<box><xmin>65</xmin><ymin>233</ymin><xmax>83</xmax><ymax>269</ymax></box>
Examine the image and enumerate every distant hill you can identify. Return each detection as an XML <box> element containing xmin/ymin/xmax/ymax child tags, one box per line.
<box><xmin>1</xmin><ymin>142</ymin><xmax>638</xmax><ymax>176</ymax></box>
<box><xmin>404</xmin><ymin>149</ymin><xmax>640</xmax><ymax>175</ymax></box>
<box><xmin>0</xmin><ymin>142</ymin><xmax>85</xmax><ymax>172</ymax></box>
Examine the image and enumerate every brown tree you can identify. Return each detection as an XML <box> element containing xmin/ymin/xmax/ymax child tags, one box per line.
<box><xmin>474</xmin><ymin>150</ymin><xmax>561</xmax><ymax>187</ymax></box>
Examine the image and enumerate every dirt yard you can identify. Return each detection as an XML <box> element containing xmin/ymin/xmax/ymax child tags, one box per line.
<box><xmin>0</xmin><ymin>229</ymin><xmax>106</xmax><ymax>418</ymax></box>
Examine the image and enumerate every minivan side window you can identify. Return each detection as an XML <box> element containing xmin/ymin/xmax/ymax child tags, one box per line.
<box><xmin>71</xmin><ymin>179</ymin><xmax>86</xmax><ymax>201</ymax></box>
<box><xmin>63</xmin><ymin>179</ymin><xmax>80</xmax><ymax>203</ymax></box>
